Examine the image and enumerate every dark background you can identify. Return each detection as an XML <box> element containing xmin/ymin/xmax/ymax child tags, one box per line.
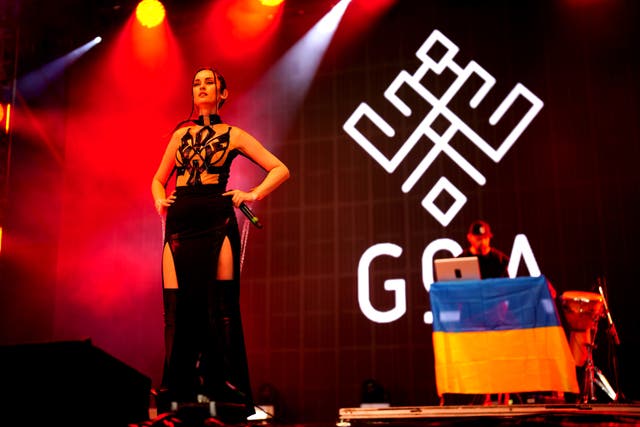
<box><xmin>1</xmin><ymin>0</ymin><xmax>638</xmax><ymax>423</ymax></box>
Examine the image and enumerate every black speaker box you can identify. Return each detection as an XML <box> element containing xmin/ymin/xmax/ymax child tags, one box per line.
<box><xmin>0</xmin><ymin>339</ymin><xmax>151</xmax><ymax>426</ymax></box>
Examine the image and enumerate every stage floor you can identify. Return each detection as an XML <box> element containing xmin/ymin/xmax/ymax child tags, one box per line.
<box><xmin>139</xmin><ymin>402</ymin><xmax>640</xmax><ymax>427</ymax></box>
<box><xmin>337</xmin><ymin>403</ymin><xmax>640</xmax><ymax>426</ymax></box>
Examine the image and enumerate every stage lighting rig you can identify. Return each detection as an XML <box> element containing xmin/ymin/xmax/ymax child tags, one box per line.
<box><xmin>136</xmin><ymin>0</ymin><xmax>166</xmax><ymax>28</ymax></box>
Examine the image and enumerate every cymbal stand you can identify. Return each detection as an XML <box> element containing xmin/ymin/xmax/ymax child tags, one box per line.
<box><xmin>598</xmin><ymin>282</ymin><xmax>620</xmax><ymax>346</ymax></box>
<box><xmin>581</xmin><ymin>280</ymin><xmax>619</xmax><ymax>403</ymax></box>
<box><xmin>597</xmin><ymin>281</ymin><xmax>620</xmax><ymax>401</ymax></box>
<box><xmin>581</xmin><ymin>320</ymin><xmax>599</xmax><ymax>403</ymax></box>
<box><xmin>594</xmin><ymin>367</ymin><xmax>617</xmax><ymax>401</ymax></box>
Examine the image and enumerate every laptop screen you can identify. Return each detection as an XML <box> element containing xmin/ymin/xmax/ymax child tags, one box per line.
<box><xmin>434</xmin><ymin>256</ymin><xmax>482</xmax><ymax>282</ymax></box>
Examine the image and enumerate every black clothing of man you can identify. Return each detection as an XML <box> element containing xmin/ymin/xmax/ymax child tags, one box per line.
<box><xmin>461</xmin><ymin>247</ymin><xmax>509</xmax><ymax>279</ymax></box>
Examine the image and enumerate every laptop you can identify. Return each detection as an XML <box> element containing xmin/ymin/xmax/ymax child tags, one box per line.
<box><xmin>434</xmin><ymin>256</ymin><xmax>482</xmax><ymax>282</ymax></box>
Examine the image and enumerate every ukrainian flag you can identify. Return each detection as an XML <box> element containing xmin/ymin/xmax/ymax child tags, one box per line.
<box><xmin>430</xmin><ymin>275</ymin><xmax>579</xmax><ymax>396</ymax></box>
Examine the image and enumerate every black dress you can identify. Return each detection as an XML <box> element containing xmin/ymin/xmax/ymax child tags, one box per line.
<box><xmin>161</xmin><ymin>120</ymin><xmax>254</xmax><ymax>417</ymax></box>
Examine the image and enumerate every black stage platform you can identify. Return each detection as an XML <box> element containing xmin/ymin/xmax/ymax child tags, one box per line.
<box><xmin>336</xmin><ymin>404</ymin><xmax>640</xmax><ymax>427</ymax></box>
<box><xmin>135</xmin><ymin>402</ymin><xmax>640</xmax><ymax>427</ymax></box>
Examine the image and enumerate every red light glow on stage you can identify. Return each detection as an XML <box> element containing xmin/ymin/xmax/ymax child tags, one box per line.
<box><xmin>565</xmin><ymin>0</ymin><xmax>612</xmax><ymax>6</ymax></box>
<box><xmin>353</xmin><ymin>0</ymin><xmax>396</xmax><ymax>14</ymax></box>
<box><xmin>202</xmin><ymin>0</ymin><xmax>284</xmax><ymax>62</ymax></box>
<box><xmin>52</xmin><ymin>11</ymin><xmax>185</xmax><ymax>345</ymax></box>
<box><xmin>129</xmin><ymin>13</ymin><xmax>176</xmax><ymax>70</ymax></box>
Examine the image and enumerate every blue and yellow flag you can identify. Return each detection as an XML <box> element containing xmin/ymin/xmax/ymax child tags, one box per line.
<box><xmin>430</xmin><ymin>275</ymin><xmax>579</xmax><ymax>396</ymax></box>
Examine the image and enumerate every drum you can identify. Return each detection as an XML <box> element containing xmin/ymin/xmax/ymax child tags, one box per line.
<box><xmin>560</xmin><ymin>291</ymin><xmax>604</xmax><ymax>331</ymax></box>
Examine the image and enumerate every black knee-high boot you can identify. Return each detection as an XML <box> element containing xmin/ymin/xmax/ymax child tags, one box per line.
<box><xmin>157</xmin><ymin>288</ymin><xmax>177</xmax><ymax>413</ymax></box>
<box><xmin>202</xmin><ymin>279</ymin><xmax>255</xmax><ymax>418</ymax></box>
<box><xmin>162</xmin><ymin>288</ymin><xmax>178</xmax><ymax>388</ymax></box>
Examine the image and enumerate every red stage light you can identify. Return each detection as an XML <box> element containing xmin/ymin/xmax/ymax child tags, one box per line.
<box><xmin>260</xmin><ymin>0</ymin><xmax>284</xmax><ymax>6</ymax></box>
<box><xmin>1</xmin><ymin>103</ymin><xmax>10</xmax><ymax>133</ymax></box>
<box><xmin>136</xmin><ymin>0</ymin><xmax>166</xmax><ymax>28</ymax></box>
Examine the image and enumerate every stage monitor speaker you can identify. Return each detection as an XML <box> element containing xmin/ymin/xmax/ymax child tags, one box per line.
<box><xmin>0</xmin><ymin>339</ymin><xmax>151</xmax><ymax>427</ymax></box>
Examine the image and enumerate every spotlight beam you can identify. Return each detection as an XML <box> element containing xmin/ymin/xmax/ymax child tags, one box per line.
<box><xmin>232</xmin><ymin>0</ymin><xmax>352</xmax><ymax>145</ymax></box>
<box><xmin>17</xmin><ymin>37</ymin><xmax>102</xmax><ymax>100</ymax></box>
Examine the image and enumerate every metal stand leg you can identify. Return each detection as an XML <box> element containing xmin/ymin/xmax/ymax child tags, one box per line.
<box><xmin>594</xmin><ymin>367</ymin><xmax>617</xmax><ymax>401</ymax></box>
<box><xmin>563</xmin><ymin>282</ymin><xmax>623</xmax><ymax>404</ymax></box>
<box><xmin>580</xmin><ymin>324</ymin><xmax>617</xmax><ymax>403</ymax></box>
<box><xmin>582</xmin><ymin>343</ymin><xmax>597</xmax><ymax>403</ymax></box>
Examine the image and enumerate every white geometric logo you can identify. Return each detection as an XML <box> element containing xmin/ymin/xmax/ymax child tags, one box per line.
<box><xmin>344</xmin><ymin>29</ymin><xmax>544</xmax><ymax>226</ymax></box>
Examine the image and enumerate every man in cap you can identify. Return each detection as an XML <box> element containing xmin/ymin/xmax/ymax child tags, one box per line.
<box><xmin>461</xmin><ymin>220</ymin><xmax>510</xmax><ymax>279</ymax></box>
<box><xmin>460</xmin><ymin>220</ymin><xmax>512</xmax><ymax>405</ymax></box>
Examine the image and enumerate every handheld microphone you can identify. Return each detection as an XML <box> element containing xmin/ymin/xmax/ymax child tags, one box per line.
<box><xmin>225</xmin><ymin>381</ymin><xmax>247</xmax><ymax>398</ymax></box>
<box><xmin>239</xmin><ymin>202</ymin><xmax>263</xmax><ymax>229</ymax></box>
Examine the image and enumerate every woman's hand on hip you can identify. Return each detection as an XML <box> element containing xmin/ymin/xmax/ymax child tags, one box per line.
<box><xmin>154</xmin><ymin>191</ymin><xmax>176</xmax><ymax>215</ymax></box>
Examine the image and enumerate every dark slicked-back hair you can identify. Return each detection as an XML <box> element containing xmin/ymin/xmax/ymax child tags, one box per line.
<box><xmin>193</xmin><ymin>67</ymin><xmax>227</xmax><ymax>109</ymax></box>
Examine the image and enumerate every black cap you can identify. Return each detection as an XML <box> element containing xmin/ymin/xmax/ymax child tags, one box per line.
<box><xmin>469</xmin><ymin>220</ymin><xmax>492</xmax><ymax>237</ymax></box>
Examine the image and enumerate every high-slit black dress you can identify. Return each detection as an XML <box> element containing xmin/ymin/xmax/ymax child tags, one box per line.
<box><xmin>161</xmin><ymin>118</ymin><xmax>254</xmax><ymax>417</ymax></box>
